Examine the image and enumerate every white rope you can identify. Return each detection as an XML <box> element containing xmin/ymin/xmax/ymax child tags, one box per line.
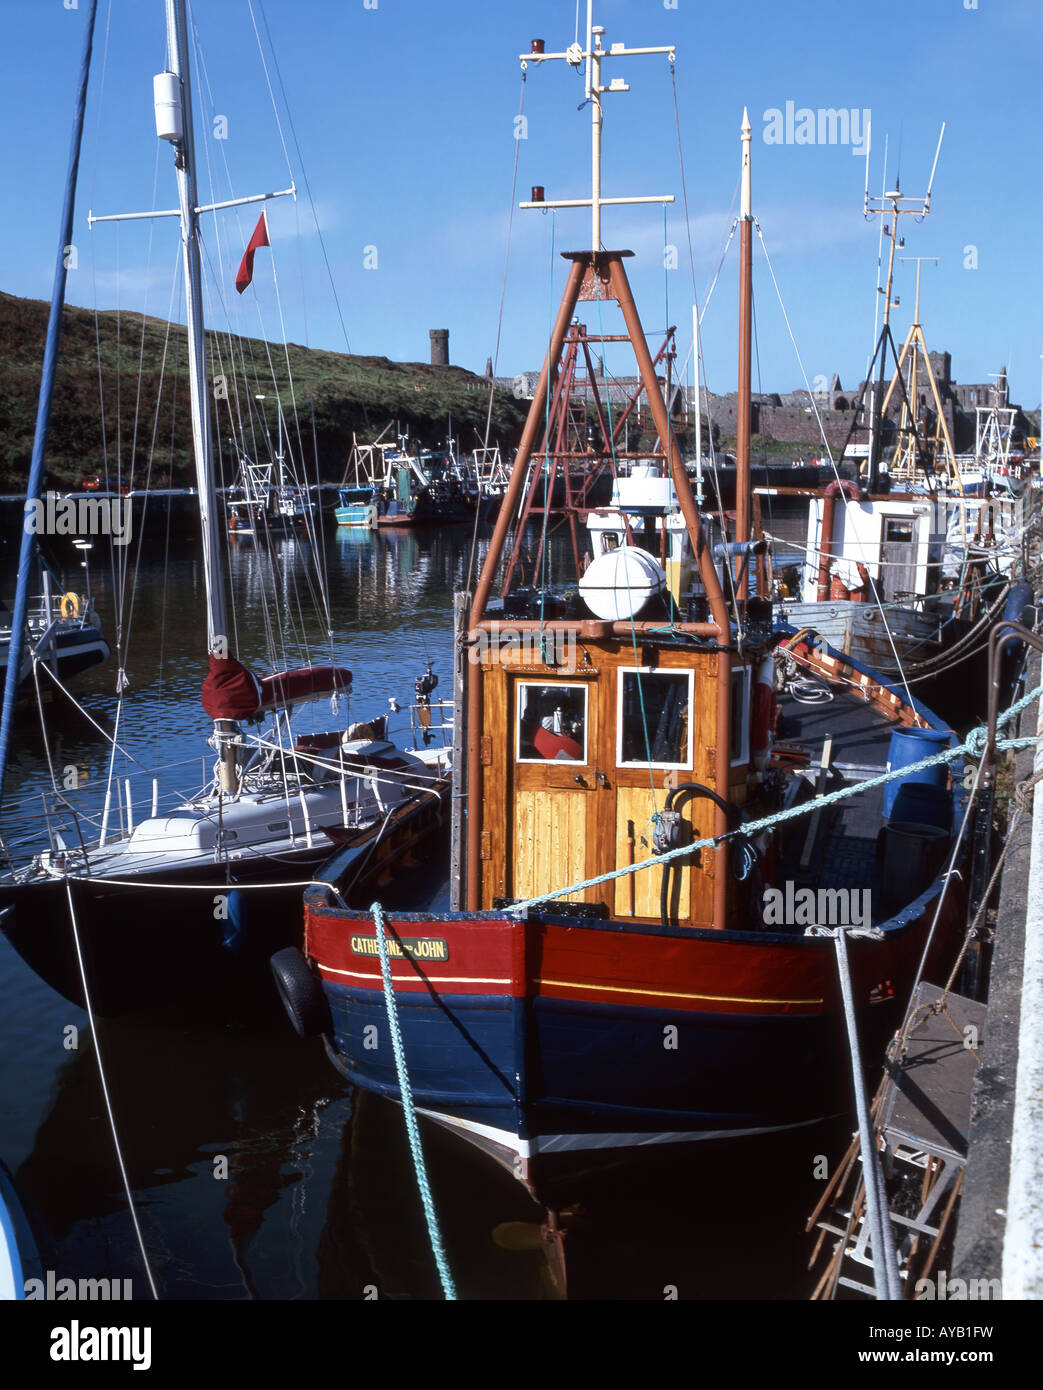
<box><xmin>63</xmin><ymin>880</ymin><xmax>159</xmax><ymax>1300</ymax></box>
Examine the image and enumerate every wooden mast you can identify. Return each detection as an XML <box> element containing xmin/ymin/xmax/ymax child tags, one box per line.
<box><xmin>736</xmin><ymin>108</ymin><xmax>753</xmax><ymax>601</ymax></box>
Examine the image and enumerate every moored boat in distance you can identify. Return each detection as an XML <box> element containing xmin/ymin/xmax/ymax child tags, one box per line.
<box><xmin>757</xmin><ymin>155</ymin><xmax>1039</xmax><ymax>718</ymax></box>
<box><xmin>0</xmin><ymin>582</ymin><xmax>109</xmax><ymax>697</ymax></box>
<box><xmin>334</xmin><ymin>486</ymin><xmax>378</xmax><ymax>529</ymax></box>
<box><xmin>279</xmin><ymin>11</ymin><xmax>971</xmax><ymax>1202</ymax></box>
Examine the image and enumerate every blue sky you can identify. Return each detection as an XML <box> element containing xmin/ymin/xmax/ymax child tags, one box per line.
<box><xmin>2</xmin><ymin>0</ymin><xmax>1040</xmax><ymax>413</ymax></box>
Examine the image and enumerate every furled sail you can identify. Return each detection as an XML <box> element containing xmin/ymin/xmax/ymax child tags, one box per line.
<box><xmin>201</xmin><ymin>655</ymin><xmax>352</xmax><ymax>720</ymax></box>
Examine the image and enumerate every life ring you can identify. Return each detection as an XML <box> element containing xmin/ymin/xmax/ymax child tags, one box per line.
<box><xmin>60</xmin><ymin>592</ymin><xmax>80</xmax><ymax>619</ymax></box>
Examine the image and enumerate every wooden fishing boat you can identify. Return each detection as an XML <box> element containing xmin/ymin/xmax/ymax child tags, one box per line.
<box><xmin>276</xmin><ymin>11</ymin><xmax>969</xmax><ymax>1200</ymax></box>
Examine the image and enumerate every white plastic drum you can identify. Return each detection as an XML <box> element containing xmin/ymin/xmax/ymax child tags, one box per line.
<box><xmin>579</xmin><ymin>545</ymin><xmax>667</xmax><ymax>621</ymax></box>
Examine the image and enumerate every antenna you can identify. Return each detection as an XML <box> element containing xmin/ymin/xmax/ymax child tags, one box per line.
<box><xmin>860</xmin><ymin>122</ymin><xmax>945</xmax><ymax>491</ymax></box>
<box><xmin>865</xmin><ymin>121</ymin><xmax>943</xmax><ymax>221</ymax></box>
<box><xmin>924</xmin><ymin>122</ymin><xmax>945</xmax><ymax>211</ymax></box>
<box><xmin>519</xmin><ymin>4</ymin><xmax>675</xmax><ymax>250</ymax></box>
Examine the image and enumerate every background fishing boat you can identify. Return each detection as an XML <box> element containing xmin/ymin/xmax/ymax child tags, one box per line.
<box><xmin>756</xmin><ymin>163</ymin><xmax>1040</xmax><ymax>719</ymax></box>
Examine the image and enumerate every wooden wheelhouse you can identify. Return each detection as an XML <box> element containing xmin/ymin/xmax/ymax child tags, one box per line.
<box><xmin>459</xmin><ymin>245</ymin><xmax>748</xmax><ymax>930</ymax></box>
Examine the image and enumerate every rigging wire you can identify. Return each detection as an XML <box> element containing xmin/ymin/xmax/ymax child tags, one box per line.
<box><xmin>753</xmin><ymin>219</ymin><xmax>917</xmax><ymax>709</ymax></box>
<box><xmin>64</xmin><ymin>880</ymin><xmax>160</xmax><ymax>1301</ymax></box>
<box><xmin>469</xmin><ymin>71</ymin><xmax>530</xmax><ymax>595</ymax></box>
<box><xmin>248</xmin><ymin>0</ymin><xmax>354</xmax><ymax>357</ymax></box>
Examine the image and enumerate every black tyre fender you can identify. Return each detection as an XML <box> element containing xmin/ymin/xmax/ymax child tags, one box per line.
<box><xmin>270</xmin><ymin>947</ymin><xmax>331</xmax><ymax>1038</ymax></box>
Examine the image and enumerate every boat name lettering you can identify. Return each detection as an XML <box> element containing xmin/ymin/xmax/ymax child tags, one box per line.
<box><xmin>350</xmin><ymin>934</ymin><xmax>449</xmax><ymax>962</ymax></box>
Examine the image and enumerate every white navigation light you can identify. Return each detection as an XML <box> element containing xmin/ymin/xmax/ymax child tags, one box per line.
<box><xmin>153</xmin><ymin>71</ymin><xmax>183</xmax><ymax>142</ymax></box>
<box><xmin>579</xmin><ymin>545</ymin><xmax>667</xmax><ymax>621</ymax></box>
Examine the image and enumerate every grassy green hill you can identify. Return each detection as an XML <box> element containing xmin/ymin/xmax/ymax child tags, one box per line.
<box><xmin>0</xmin><ymin>290</ymin><xmax>527</xmax><ymax>490</ymax></box>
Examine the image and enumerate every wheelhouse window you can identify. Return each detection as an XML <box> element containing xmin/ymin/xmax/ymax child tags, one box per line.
<box><xmin>617</xmin><ymin>669</ymin><xmax>692</xmax><ymax>769</ymax></box>
<box><xmin>516</xmin><ymin>683</ymin><xmax>588</xmax><ymax>763</ymax></box>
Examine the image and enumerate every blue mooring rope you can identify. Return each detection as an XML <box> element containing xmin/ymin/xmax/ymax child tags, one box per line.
<box><xmin>371</xmin><ymin>901</ymin><xmax>457</xmax><ymax>1300</ymax></box>
<box><xmin>501</xmin><ymin>678</ymin><xmax>1043</xmax><ymax>914</ymax></box>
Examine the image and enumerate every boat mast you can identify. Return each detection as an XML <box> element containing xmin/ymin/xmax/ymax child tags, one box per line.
<box><xmin>0</xmin><ymin>0</ymin><xmax>98</xmax><ymax>811</ymax></box>
<box><xmin>164</xmin><ymin>0</ymin><xmax>228</xmax><ymax>655</ymax></box>
<box><xmin>161</xmin><ymin>0</ymin><xmax>245</xmax><ymax>790</ymax></box>
<box><xmin>863</xmin><ymin>123</ymin><xmax>945</xmax><ymax>492</ymax></box>
<box><xmin>868</xmin><ymin>189</ymin><xmax>900</xmax><ymax>494</ymax></box>
<box><xmin>86</xmin><ymin>1</ymin><xmax>295</xmax><ymax>794</ymax></box>
<box><xmin>735</xmin><ymin>108</ymin><xmax>753</xmax><ymax>600</ymax></box>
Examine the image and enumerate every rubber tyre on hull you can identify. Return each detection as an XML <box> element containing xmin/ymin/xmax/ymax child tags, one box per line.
<box><xmin>270</xmin><ymin>947</ymin><xmax>330</xmax><ymax>1038</ymax></box>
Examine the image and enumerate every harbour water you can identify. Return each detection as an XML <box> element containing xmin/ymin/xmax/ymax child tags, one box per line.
<box><xmin>0</xmin><ymin>521</ymin><xmax>844</xmax><ymax>1300</ymax></box>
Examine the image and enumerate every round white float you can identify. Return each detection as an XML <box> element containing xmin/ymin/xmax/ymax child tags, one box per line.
<box><xmin>578</xmin><ymin>545</ymin><xmax>667</xmax><ymax>621</ymax></box>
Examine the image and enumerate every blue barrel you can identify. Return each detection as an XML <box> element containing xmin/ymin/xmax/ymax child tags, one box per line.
<box><xmin>889</xmin><ymin>781</ymin><xmax>951</xmax><ymax>830</ymax></box>
<box><xmin>883</xmin><ymin>725</ymin><xmax>952</xmax><ymax>818</ymax></box>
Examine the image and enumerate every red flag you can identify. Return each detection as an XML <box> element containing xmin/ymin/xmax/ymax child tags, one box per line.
<box><xmin>235</xmin><ymin>211</ymin><xmax>270</xmax><ymax>294</ymax></box>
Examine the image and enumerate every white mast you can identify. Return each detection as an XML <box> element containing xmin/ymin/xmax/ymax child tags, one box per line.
<box><xmin>163</xmin><ymin>0</ymin><xmax>227</xmax><ymax>654</ymax></box>
<box><xmin>590</xmin><ymin>11</ymin><xmax>603</xmax><ymax>251</ymax></box>
<box><xmin>520</xmin><ymin>7</ymin><xmax>674</xmax><ymax>252</ymax></box>
<box><xmin>91</xmin><ymin>0</ymin><xmax>295</xmax><ymax>791</ymax></box>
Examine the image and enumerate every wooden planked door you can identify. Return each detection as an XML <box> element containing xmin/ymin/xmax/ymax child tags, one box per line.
<box><xmin>508</xmin><ymin>676</ymin><xmax>598</xmax><ymax>905</ymax></box>
<box><xmin>880</xmin><ymin>516</ymin><xmax>919</xmax><ymax>602</ymax></box>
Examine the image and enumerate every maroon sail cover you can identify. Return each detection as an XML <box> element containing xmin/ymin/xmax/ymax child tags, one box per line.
<box><xmin>256</xmin><ymin>666</ymin><xmax>352</xmax><ymax>712</ymax></box>
<box><xmin>201</xmin><ymin>658</ymin><xmax>352</xmax><ymax>720</ymax></box>
<box><xmin>201</xmin><ymin>655</ymin><xmax>264</xmax><ymax>720</ymax></box>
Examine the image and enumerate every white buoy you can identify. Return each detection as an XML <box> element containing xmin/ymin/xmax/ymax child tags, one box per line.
<box><xmin>579</xmin><ymin>545</ymin><xmax>667</xmax><ymax>621</ymax></box>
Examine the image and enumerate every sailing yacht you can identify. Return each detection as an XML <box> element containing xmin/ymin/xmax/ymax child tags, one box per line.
<box><xmin>0</xmin><ymin>0</ymin><xmax>448</xmax><ymax>1014</ymax></box>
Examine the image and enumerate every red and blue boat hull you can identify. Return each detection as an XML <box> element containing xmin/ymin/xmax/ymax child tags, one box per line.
<box><xmin>303</xmin><ymin>879</ymin><xmax>961</xmax><ymax>1196</ymax></box>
